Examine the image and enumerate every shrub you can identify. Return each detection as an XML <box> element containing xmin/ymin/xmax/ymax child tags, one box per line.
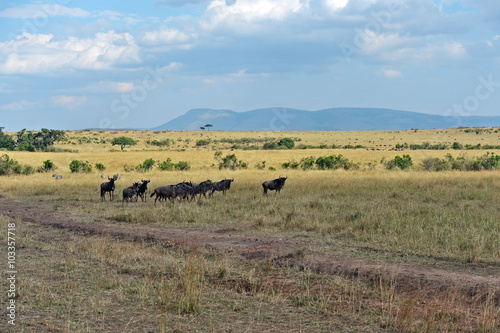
<box><xmin>255</xmin><ymin>161</ymin><xmax>266</xmax><ymax>170</ymax></box>
<box><xmin>69</xmin><ymin>160</ymin><xmax>92</xmax><ymax>173</ymax></box>
<box><xmin>148</xmin><ymin>139</ymin><xmax>172</xmax><ymax>147</ymax></box>
<box><xmin>315</xmin><ymin>154</ymin><xmax>356</xmax><ymax>170</ymax></box>
<box><xmin>95</xmin><ymin>163</ymin><xmax>106</xmax><ymax>171</ymax></box>
<box><xmin>175</xmin><ymin>161</ymin><xmax>191</xmax><ymax>171</ymax></box>
<box><xmin>421</xmin><ymin>157</ymin><xmax>451</xmax><ymax>172</ymax></box>
<box><xmin>0</xmin><ymin>154</ymin><xmax>35</xmax><ymax>175</ymax></box>
<box><xmin>452</xmin><ymin>142</ymin><xmax>463</xmax><ymax>150</ymax></box>
<box><xmin>136</xmin><ymin>158</ymin><xmax>155</xmax><ymax>172</ymax></box>
<box><xmin>383</xmin><ymin>155</ymin><xmax>413</xmax><ymax>170</ymax></box>
<box><xmin>278</xmin><ymin>137</ymin><xmax>295</xmax><ymax>149</ymax></box>
<box><xmin>158</xmin><ymin>158</ymin><xmax>175</xmax><ymax>171</ymax></box>
<box><xmin>41</xmin><ymin>160</ymin><xmax>56</xmax><ymax>172</ymax></box>
<box><xmin>215</xmin><ymin>153</ymin><xmax>247</xmax><ymax>170</ymax></box>
<box><xmin>300</xmin><ymin>156</ymin><xmax>315</xmax><ymax>170</ymax></box>
<box><xmin>263</xmin><ymin>142</ymin><xmax>278</xmax><ymax>150</ymax></box>
<box><xmin>196</xmin><ymin>139</ymin><xmax>210</xmax><ymax>146</ymax></box>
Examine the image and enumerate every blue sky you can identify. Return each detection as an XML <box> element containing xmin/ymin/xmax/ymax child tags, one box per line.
<box><xmin>0</xmin><ymin>0</ymin><xmax>499</xmax><ymax>131</ymax></box>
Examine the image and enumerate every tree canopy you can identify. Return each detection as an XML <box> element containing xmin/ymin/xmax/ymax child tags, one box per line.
<box><xmin>0</xmin><ymin>128</ymin><xmax>66</xmax><ymax>151</ymax></box>
<box><xmin>111</xmin><ymin>136</ymin><xmax>137</xmax><ymax>151</ymax></box>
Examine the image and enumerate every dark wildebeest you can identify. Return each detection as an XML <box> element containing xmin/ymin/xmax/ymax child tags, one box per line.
<box><xmin>122</xmin><ymin>182</ymin><xmax>140</xmax><ymax>206</ymax></box>
<box><xmin>191</xmin><ymin>180</ymin><xmax>214</xmax><ymax>200</ymax></box>
<box><xmin>150</xmin><ymin>185</ymin><xmax>176</xmax><ymax>205</ymax></box>
<box><xmin>137</xmin><ymin>179</ymin><xmax>150</xmax><ymax>202</ymax></box>
<box><xmin>173</xmin><ymin>181</ymin><xmax>194</xmax><ymax>202</ymax></box>
<box><xmin>101</xmin><ymin>177</ymin><xmax>116</xmax><ymax>201</ymax></box>
<box><xmin>211</xmin><ymin>178</ymin><xmax>234</xmax><ymax>196</ymax></box>
<box><xmin>262</xmin><ymin>177</ymin><xmax>287</xmax><ymax>195</ymax></box>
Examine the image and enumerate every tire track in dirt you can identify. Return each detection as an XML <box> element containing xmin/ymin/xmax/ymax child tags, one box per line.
<box><xmin>1</xmin><ymin>194</ymin><xmax>498</xmax><ymax>302</ymax></box>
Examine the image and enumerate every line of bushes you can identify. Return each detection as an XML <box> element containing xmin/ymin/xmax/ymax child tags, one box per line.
<box><xmin>0</xmin><ymin>154</ymin><xmax>35</xmax><ymax>175</ymax></box>
<box><xmin>282</xmin><ymin>154</ymin><xmax>359</xmax><ymax>171</ymax></box>
<box><xmin>394</xmin><ymin>142</ymin><xmax>500</xmax><ymax>151</ymax></box>
<box><xmin>421</xmin><ymin>153</ymin><xmax>500</xmax><ymax>171</ymax></box>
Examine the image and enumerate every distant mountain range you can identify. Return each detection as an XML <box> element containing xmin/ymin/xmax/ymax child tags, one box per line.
<box><xmin>150</xmin><ymin>108</ymin><xmax>500</xmax><ymax>131</ymax></box>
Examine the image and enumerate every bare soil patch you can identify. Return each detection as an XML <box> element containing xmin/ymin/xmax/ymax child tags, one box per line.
<box><xmin>1</xmin><ymin>194</ymin><xmax>498</xmax><ymax>303</ymax></box>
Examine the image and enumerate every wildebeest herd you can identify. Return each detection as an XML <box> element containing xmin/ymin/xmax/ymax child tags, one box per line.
<box><xmin>99</xmin><ymin>176</ymin><xmax>288</xmax><ymax>206</ymax></box>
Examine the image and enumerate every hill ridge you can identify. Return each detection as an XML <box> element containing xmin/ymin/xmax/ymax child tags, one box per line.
<box><xmin>151</xmin><ymin>107</ymin><xmax>500</xmax><ymax>131</ymax></box>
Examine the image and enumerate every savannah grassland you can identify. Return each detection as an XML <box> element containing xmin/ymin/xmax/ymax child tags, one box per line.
<box><xmin>1</xmin><ymin>128</ymin><xmax>499</xmax><ymax>332</ymax></box>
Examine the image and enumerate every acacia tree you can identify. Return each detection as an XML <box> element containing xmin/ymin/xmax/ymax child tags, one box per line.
<box><xmin>0</xmin><ymin>127</ymin><xmax>15</xmax><ymax>150</ymax></box>
<box><xmin>111</xmin><ymin>136</ymin><xmax>137</xmax><ymax>151</ymax></box>
<box><xmin>204</xmin><ymin>124</ymin><xmax>213</xmax><ymax>130</ymax></box>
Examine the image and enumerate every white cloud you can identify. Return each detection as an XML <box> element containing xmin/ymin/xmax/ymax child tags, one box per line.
<box><xmin>140</xmin><ymin>27</ymin><xmax>193</xmax><ymax>45</ymax></box>
<box><xmin>0</xmin><ymin>31</ymin><xmax>141</xmax><ymax>74</ymax></box>
<box><xmin>388</xmin><ymin>41</ymin><xmax>466</xmax><ymax>62</ymax></box>
<box><xmin>202</xmin><ymin>0</ymin><xmax>309</xmax><ymax>30</ymax></box>
<box><xmin>113</xmin><ymin>82</ymin><xmax>135</xmax><ymax>93</ymax></box>
<box><xmin>0</xmin><ymin>4</ymin><xmax>89</xmax><ymax>18</ymax></box>
<box><xmin>51</xmin><ymin>95</ymin><xmax>87</xmax><ymax>109</ymax></box>
<box><xmin>202</xmin><ymin>69</ymin><xmax>270</xmax><ymax>84</ymax></box>
<box><xmin>323</xmin><ymin>0</ymin><xmax>349</xmax><ymax>12</ymax></box>
<box><xmin>0</xmin><ymin>100</ymin><xmax>34</xmax><ymax>111</ymax></box>
<box><xmin>377</xmin><ymin>68</ymin><xmax>402</xmax><ymax>78</ymax></box>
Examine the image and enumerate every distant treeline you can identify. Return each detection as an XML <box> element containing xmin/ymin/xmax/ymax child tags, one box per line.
<box><xmin>394</xmin><ymin>142</ymin><xmax>500</xmax><ymax>151</ymax></box>
<box><xmin>0</xmin><ymin>127</ymin><xmax>66</xmax><ymax>152</ymax></box>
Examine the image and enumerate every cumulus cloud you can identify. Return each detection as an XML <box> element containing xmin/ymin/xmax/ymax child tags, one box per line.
<box><xmin>156</xmin><ymin>0</ymin><xmax>211</xmax><ymax>7</ymax></box>
<box><xmin>201</xmin><ymin>0</ymin><xmax>309</xmax><ymax>30</ymax></box>
<box><xmin>140</xmin><ymin>27</ymin><xmax>194</xmax><ymax>45</ymax></box>
<box><xmin>0</xmin><ymin>4</ymin><xmax>89</xmax><ymax>18</ymax></box>
<box><xmin>377</xmin><ymin>68</ymin><xmax>402</xmax><ymax>78</ymax></box>
<box><xmin>0</xmin><ymin>31</ymin><xmax>141</xmax><ymax>74</ymax></box>
<box><xmin>323</xmin><ymin>0</ymin><xmax>349</xmax><ymax>12</ymax></box>
<box><xmin>0</xmin><ymin>100</ymin><xmax>34</xmax><ymax>111</ymax></box>
<box><xmin>51</xmin><ymin>95</ymin><xmax>88</xmax><ymax>109</ymax></box>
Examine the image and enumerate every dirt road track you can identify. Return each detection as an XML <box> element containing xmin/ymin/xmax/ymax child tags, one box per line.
<box><xmin>1</xmin><ymin>194</ymin><xmax>498</xmax><ymax>302</ymax></box>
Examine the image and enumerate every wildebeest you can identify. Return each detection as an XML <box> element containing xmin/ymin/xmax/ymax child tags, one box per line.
<box><xmin>137</xmin><ymin>179</ymin><xmax>150</xmax><ymax>202</ymax></box>
<box><xmin>113</xmin><ymin>174</ymin><xmax>120</xmax><ymax>180</ymax></box>
<box><xmin>191</xmin><ymin>180</ymin><xmax>213</xmax><ymax>200</ymax></box>
<box><xmin>150</xmin><ymin>185</ymin><xmax>177</xmax><ymax>205</ymax></box>
<box><xmin>173</xmin><ymin>181</ymin><xmax>194</xmax><ymax>202</ymax></box>
<box><xmin>122</xmin><ymin>182</ymin><xmax>140</xmax><ymax>206</ymax></box>
<box><xmin>262</xmin><ymin>177</ymin><xmax>287</xmax><ymax>195</ymax></box>
<box><xmin>211</xmin><ymin>178</ymin><xmax>234</xmax><ymax>196</ymax></box>
<box><xmin>101</xmin><ymin>177</ymin><xmax>116</xmax><ymax>201</ymax></box>
<box><xmin>52</xmin><ymin>174</ymin><xmax>63</xmax><ymax>180</ymax></box>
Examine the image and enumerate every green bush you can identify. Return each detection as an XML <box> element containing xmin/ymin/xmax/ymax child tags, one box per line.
<box><xmin>136</xmin><ymin>158</ymin><xmax>155</xmax><ymax>172</ymax></box>
<box><xmin>148</xmin><ymin>139</ymin><xmax>172</xmax><ymax>147</ymax></box>
<box><xmin>421</xmin><ymin>157</ymin><xmax>451</xmax><ymax>172</ymax></box>
<box><xmin>0</xmin><ymin>154</ymin><xmax>35</xmax><ymax>175</ymax></box>
<box><xmin>95</xmin><ymin>163</ymin><xmax>106</xmax><ymax>171</ymax></box>
<box><xmin>278</xmin><ymin>137</ymin><xmax>295</xmax><ymax>149</ymax></box>
<box><xmin>196</xmin><ymin>139</ymin><xmax>210</xmax><ymax>146</ymax></box>
<box><xmin>300</xmin><ymin>156</ymin><xmax>315</xmax><ymax>170</ymax></box>
<box><xmin>41</xmin><ymin>160</ymin><xmax>56</xmax><ymax>172</ymax></box>
<box><xmin>255</xmin><ymin>161</ymin><xmax>266</xmax><ymax>170</ymax></box>
<box><xmin>383</xmin><ymin>155</ymin><xmax>413</xmax><ymax>170</ymax></box>
<box><xmin>175</xmin><ymin>161</ymin><xmax>191</xmax><ymax>171</ymax></box>
<box><xmin>215</xmin><ymin>153</ymin><xmax>247</xmax><ymax>170</ymax></box>
<box><xmin>315</xmin><ymin>154</ymin><xmax>356</xmax><ymax>170</ymax></box>
<box><xmin>69</xmin><ymin>160</ymin><xmax>92</xmax><ymax>173</ymax></box>
<box><xmin>263</xmin><ymin>142</ymin><xmax>278</xmax><ymax>150</ymax></box>
<box><xmin>158</xmin><ymin>158</ymin><xmax>175</xmax><ymax>171</ymax></box>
